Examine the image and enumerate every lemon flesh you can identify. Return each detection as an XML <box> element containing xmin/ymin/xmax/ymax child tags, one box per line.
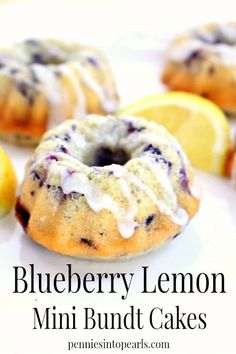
<box><xmin>0</xmin><ymin>147</ymin><xmax>17</xmax><ymax>218</ymax></box>
<box><xmin>119</xmin><ymin>92</ymin><xmax>230</xmax><ymax>175</ymax></box>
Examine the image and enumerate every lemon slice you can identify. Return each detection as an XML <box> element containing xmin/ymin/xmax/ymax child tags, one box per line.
<box><xmin>0</xmin><ymin>146</ymin><xmax>17</xmax><ymax>218</ymax></box>
<box><xmin>119</xmin><ymin>92</ymin><xmax>230</xmax><ymax>175</ymax></box>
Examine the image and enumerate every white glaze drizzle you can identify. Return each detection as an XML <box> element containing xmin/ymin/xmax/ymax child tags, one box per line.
<box><xmin>32</xmin><ymin>64</ymin><xmax>65</xmax><ymax>129</ymax></box>
<box><xmin>142</xmin><ymin>157</ymin><xmax>189</xmax><ymax>226</ymax></box>
<box><xmin>109</xmin><ymin>163</ymin><xmax>183</xmax><ymax>224</ymax></box>
<box><xmin>59</xmin><ymin>64</ymin><xmax>87</xmax><ymax>119</ymax></box>
<box><xmin>61</xmin><ymin>171</ymin><xmax>137</xmax><ymax>238</ymax></box>
<box><xmin>45</xmin><ymin>153</ymin><xmax>188</xmax><ymax>236</ymax></box>
<box><xmin>72</xmin><ymin>62</ymin><xmax>118</xmax><ymax>113</ymax></box>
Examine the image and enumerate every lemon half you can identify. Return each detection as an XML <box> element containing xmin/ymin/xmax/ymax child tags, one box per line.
<box><xmin>119</xmin><ymin>92</ymin><xmax>230</xmax><ymax>175</ymax></box>
<box><xmin>0</xmin><ymin>147</ymin><xmax>17</xmax><ymax>218</ymax></box>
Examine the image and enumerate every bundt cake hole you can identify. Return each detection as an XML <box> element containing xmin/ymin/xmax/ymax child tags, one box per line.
<box><xmin>30</xmin><ymin>52</ymin><xmax>65</xmax><ymax>66</ymax></box>
<box><xmin>92</xmin><ymin>146</ymin><xmax>131</xmax><ymax>167</ymax></box>
<box><xmin>24</xmin><ymin>39</ymin><xmax>100</xmax><ymax>67</ymax></box>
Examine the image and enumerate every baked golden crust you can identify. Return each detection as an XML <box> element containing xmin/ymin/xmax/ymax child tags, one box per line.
<box><xmin>162</xmin><ymin>22</ymin><xmax>236</xmax><ymax>112</ymax></box>
<box><xmin>0</xmin><ymin>39</ymin><xmax>119</xmax><ymax>145</ymax></box>
<box><xmin>16</xmin><ymin>115</ymin><xmax>200</xmax><ymax>259</ymax></box>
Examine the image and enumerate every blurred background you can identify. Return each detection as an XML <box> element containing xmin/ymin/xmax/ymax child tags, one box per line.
<box><xmin>0</xmin><ymin>0</ymin><xmax>235</xmax><ymax>44</ymax></box>
<box><xmin>0</xmin><ymin>0</ymin><xmax>233</xmax><ymax>105</ymax></box>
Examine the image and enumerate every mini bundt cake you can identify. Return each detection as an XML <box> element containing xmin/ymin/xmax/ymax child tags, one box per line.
<box><xmin>0</xmin><ymin>39</ymin><xmax>119</xmax><ymax>146</ymax></box>
<box><xmin>162</xmin><ymin>22</ymin><xmax>236</xmax><ymax>115</ymax></box>
<box><xmin>16</xmin><ymin>115</ymin><xmax>200</xmax><ymax>259</ymax></box>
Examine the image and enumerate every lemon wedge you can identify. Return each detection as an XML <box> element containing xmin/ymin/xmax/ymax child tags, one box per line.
<box><xmin>0</xmin><ymin>146</ymin><xmax>17</xmax><ymax>218</ymax></box>
<box><xmin>119</xmin><ymin>92</ymin><xmax>230</xmax><ymax>175</ymax></box>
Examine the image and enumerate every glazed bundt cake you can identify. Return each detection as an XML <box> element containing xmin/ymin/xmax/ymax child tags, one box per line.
<box><xmin>16</xmin><ymin>115</ymin><xmax>200</xmax><ymax>259</ymax></box>
<box><xmin>0</xmin><ymin>39</ymin><xmax>119</xmax><ymax>145</ymax></box>
<box><xmin>162</xmin><ymin>22</ymin><xmax>236</xmax><ymax>115</ymax></box>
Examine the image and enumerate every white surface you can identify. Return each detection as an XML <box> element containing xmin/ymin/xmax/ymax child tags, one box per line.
<box><xmin>0</xmin><ymin>1</ymin><xmax>236</xmax><ymax>354</ymax></box>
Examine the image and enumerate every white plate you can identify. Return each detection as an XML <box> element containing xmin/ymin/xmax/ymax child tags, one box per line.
<box><xmin>0</xmin><ymin>1</ymin><xmax>236</xmax><ymax>353</ymax></box>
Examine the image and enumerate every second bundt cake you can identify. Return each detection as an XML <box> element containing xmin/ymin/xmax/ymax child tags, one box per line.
<box><xmin>162</xmin><ymin>22</ymin><xmax>236</xmax><ymax>115</ymax></box>
<box><xmin>0</xmin><ymin>39</ymin><xmax>119</xmax><ymax>145</ymax></box>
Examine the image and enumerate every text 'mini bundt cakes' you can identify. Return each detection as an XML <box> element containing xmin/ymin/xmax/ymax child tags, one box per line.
<box><xmin>16</xmin><ymin>115</ymin><xmax>200</xmax><ymax>260</ymax></box>
<box><xmin>0</xmin><ymin>39</ymin><xmax>119</xmax><ymax>146</ymax></box>
<box><xmin>162</xmin><ymin>22</ymin><xmax>236</xmax><ymax>115</ymax></box>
